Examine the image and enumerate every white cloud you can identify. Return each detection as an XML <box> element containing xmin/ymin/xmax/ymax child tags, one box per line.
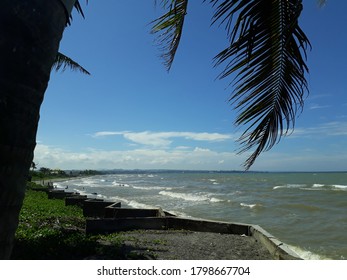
<box><xmin>290</xmin><ymin>121</ymin><xmax>347</xmax><ymax>138</ymax></box>
<box><xmin>193</xmin><ymin>147</ymin><xmax>211</xmax><ymax>152</ymax></box>
<box><xmin>33</xmin><ymin>140</ymin><xmax>347</xmax><ymax>172</ymax></box>
<box><xmin>33</xmin><ymin>143</ymin><xmax>242</xmax><ymax>170</ymax></box>
<box><xmin>34</xmin><ymin>125</ymin><xmax>347</xmax><ymax>171</ymax></box>
<box><xmin>306</xmin><ymin>93</ymin><xmax>331</xmax><ymax>101</ymax></box>
<box><xmin>309</xmin><ymin>104</ymin><xmax>331</xmax><ymax>110</ymax></box>
<box><xmin>252</xmin><ymin>151</ymin><xmax>347</xmax><ymax>172</ymax></box>
<box><xmin>123</xmin><ymin>132</ymin><xmax>172</xmax><ymax>147</ymax></box>
<box><xmin>175</xmin><ymin>146</ymin><xmax>190</xmax><ymax>150</ymax></box>
<box><xmin>92</xmin><ymin>131</ymin><xmax>128</xmax><ymax>137</ymax></box>
<box><xmin>92</xmin><ymin>130</ymin><xmax>233</xmax><ymax>147</ymax></box>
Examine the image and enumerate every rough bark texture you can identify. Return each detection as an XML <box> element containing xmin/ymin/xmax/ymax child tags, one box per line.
<box><xmin>0</xmin><ymin>0</ymin><xmax>67</xmax><ymax>259</ymax></box>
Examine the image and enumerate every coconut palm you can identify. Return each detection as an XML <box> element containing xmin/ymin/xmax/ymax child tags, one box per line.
<box><xmin>0</xmin><ymin>0</ymin><xmax>85</xmax><ymax>259</ymax></box>
<box><xmin>0</xmin><ymin>0</ymin><xmax>314</xmax><ymax>259</ymax></box>
<box><xmin>152</xmin><ymin>0</ymin><xmax>311</xmax><ymax>170</ymax></box>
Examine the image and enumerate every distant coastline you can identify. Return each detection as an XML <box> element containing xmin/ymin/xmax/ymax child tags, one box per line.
<box><xmin>64</xmin><ymin>168</ymin><xmax>347</xmax><ymax>175</ymax></box>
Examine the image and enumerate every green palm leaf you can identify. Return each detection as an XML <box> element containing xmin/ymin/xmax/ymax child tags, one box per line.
<box><xmin>53</xmin><ymin>52</ymin><xmax>90</xmax><ymax>75</ymax></box>
<box><xmin>151</xmin><ymin>0</ymin><xmax>189</xmax><ymax>71</ymax></box>
<box><xmin>209</xmin><ymin>0</ymin><xmax>311</xmax><ymax>170</ymax></box>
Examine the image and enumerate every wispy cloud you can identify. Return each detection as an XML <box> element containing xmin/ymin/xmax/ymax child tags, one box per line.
<box><xmin>309</xmin><ymin>103</ymin><xmax>331</xmax><ymax>110</ymax></box>
<box><xmin>92</xmin><ymin>131</ymin><xmax>234</xmax><ymax>147</ymax></box>
<box><xmin>92</xmin><ymin>131</ymin><xmax>128</xmax><ymax>137</ymax></box>
<box><xmin>252</xmin><ymin>150</ymin><xmax>347</xmax><ymax>172</ymax></box>
<box><xmin>291</xmin><ymin>121</ymin><xmax>347</xmax><ymax>138</ymax></box>
<box><xmin>306</xmin><ymin>93</ymin><xmax>331</xmax><ymax>101</ymax></box>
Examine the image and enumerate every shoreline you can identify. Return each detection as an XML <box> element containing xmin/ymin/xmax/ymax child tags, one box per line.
<box><xmin>40</xmin><ymin>180</ymin><xmax>300</xmax><ymax>260</ymax></box>
<box><xmin>24</xmin><ymin>171</ymin><xmax>347</xmax><ymax>260</ymax></box>
<box><xmin>15</xmin><ymin>186</ymin><xmax>277</xmax><ymax>260</ymax></box>
<box><xmin>60</xmin><ymin>172</ymin><xmax>346</xmax><ymax>260</ymax></box>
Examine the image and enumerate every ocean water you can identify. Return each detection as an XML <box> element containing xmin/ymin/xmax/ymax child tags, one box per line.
<box><xmin>56</xmin><ymin>171</ymin><xmax>347</xmax><ymax>260</ymax></box>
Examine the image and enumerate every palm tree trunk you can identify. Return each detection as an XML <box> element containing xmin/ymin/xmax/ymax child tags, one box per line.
<box><xmin>0</xmin><ymin>0</ymin><xmax>68</xmax><ymax>259</ymax></box>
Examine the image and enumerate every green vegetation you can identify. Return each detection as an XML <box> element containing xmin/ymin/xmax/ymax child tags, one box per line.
<box><xmin>29</xmin><ymin>166</ymin><xmax>71</xmax><ymax>182</ymax></box>
<box><xmin>79</xmin><ymin>169</ymin><xmax>103</xmax><ymax>176</ymax></box>
<box><xmin>13</xmin><ymin>189</ymin><xmax>92</xmax><ymax>259</ymax></box>
<box><xmin>11</xmin><ymin>185</ymin><xmax>132</xmax><ymax>259</ymax></box>
<box><xmin>28</xmin><ymin>163</ymin><xmax>102</xmax><ymax>182</ymax></box>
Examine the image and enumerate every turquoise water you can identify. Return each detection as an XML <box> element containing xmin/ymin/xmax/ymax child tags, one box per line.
<box><xmin>58</xmin><ymin>171</ymin><xmax>347</xmax><ymax>260</ymax></box>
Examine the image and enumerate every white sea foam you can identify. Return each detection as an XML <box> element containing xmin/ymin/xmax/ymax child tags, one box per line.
<box><xmin>287</xmin><ymin>245</ymin><xmax>331</xmax><ymax>260</ymax></box>
<box><xmin>306</xmin><ymin>184</ymin><xmax>347</xmax><ymax>191</ymax></box>
<box><xmin>240</xmin><ymin>203</ymin><xmax>259</xmax><ymax>209</ymax></box>
<box><xmin>108</xmin><ymin>195</ymin><xmax>130</xmax><ymax>205</ymax></box>
<box><xmin>288</xmin><ymin>184</ymin><xmax>306</xmax><ymax>188</ymax></box>
<box><xmin>208</xmin><ymin>179</ymin><xmax>219</xmax><ymax>184</ymax></box>
<box><xmin>132</xmin><ymin>186</ymin><xmax>172</xmax><ymax>191</ymax></box>
<box><xmin>127</xmin><ymin>200</ymin><xmax>157</xmax><ymax>209</ymax></box>
<box><xmin>159</xmin><ymin>191</ymin><xmax>207</xmax><ymax>201</ymax></box>
<box><xmin>86</xmin><ymin>192</ymin><xmax>109</xmax><ymax>200</ymax></box>
<box><xmin>312</xmin><ymin>184</ymin><xmax>324</xmax><ymax>188</ymax></box>
<box><xmin>112</xmin><ymin>181</ymin><xmax>130</xmax><ymax>187</ymax></box>
<box><xmin>107</xmin><ymin>194</ymin><xmax>160</xmax><ymax>209</ymax></box>
<box><xmin>159</xmin><ymin>191</ymin><xmax>223</xmax><ymax>203</ymax></box>
<box><xmin>299</xmin><ymin>183</ymin><xmax>347</xmax><ymax>192</ymax></box>
<box><xmin>165</xmin><ymin>209</ymin><xmax>190</xmax><ymax>218</ymax></box>
<box><xmin>80</xmin><ymin>178</ymin><xmax>100</xmax><ymax>186</ymax></box>
<box><xmin>53</xmin><ymin>183</ymin><xmax>66</xmax><ymax>189</ymax></box>
<box><xmin>72</xmin><ymin>177</ymin><xmax>112</xmax><ymax>188</ymax></box>
<box><xmin>301</xmin><ymin>188</ymin><xmax>322</xmax><ymax>191</ymax></box>
<box><xmin>210</xmin><ymin>197</ymin><xmax>223</xmax><ymax>202</ymax></box>
<box><xmin>273</xmin><ymin>184</ymin><xmax>306</xmax><ymax>190</ymax></box>
<box><xmin>333</xmin><ymin>184</ymin><xmax>347</xmax><ymax>190</ymax></box>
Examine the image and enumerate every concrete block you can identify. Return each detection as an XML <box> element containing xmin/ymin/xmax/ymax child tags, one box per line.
<box><xmin>83</xmin><ymin>199</ymin><xmax>116</xmax><ymax>218</ymax></box>
<box><xmin>85</xmin><ymin>216</ymin><xmax>251</xmax><ymax>235</ymax></box>
<box><xmin>165</xmin><ymin>217</ymin><xmax>251</xmax><ymax>235</ymax></box>
<box><xmin>47</xmin><ymin>190</ymin><xmax>76</xmax><ymax>199</ymax></box>
<box><xmin>86</xmin><ymin>217</ymin><xmax>167</xmax><ymax>234</ymax></box>
<box><xmin>249</xmin><ymin>225</ymin><xmax>301</xmax><ymax>260</ymax></box>
<box><xmin>84</xmin><ymin>211</ymin><xmax>301</xmax><ymax>260</ymax></box>
<box><xmin>65</xmin><ymin>195</ymin><xmax>88</xmax><ymax>207</ymax></box>
<box><xmin>104</xmin><ymin>207</ymin><xmax>164</xmax><ymax>219</ymax></box>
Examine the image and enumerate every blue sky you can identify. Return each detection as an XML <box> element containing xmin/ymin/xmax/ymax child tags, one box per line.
<box><xmin>34</xmin><ymin>0</ymin><xmax>347</xmax><ymax>172</ymax></box>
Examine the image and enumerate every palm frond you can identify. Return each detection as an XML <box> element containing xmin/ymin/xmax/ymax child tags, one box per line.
<box><xmin>65</xmin><ymin>0</ymin><xmax>88</xmax><ymax>25</ymax></box>
<box><xmin>151</xmin><ymin>0</ymin><xmax>189</xmax><ymax>71</ymax></box>
<box><xmin>53</xmin><ymin>52</ymin><xmax>90</xmax><ymax>75</ymax></box>
<box><xmin>73</xmin><ymin>0</ymin><xmax>87</xmax><ymax>17</ymax></box>
<box><xmin>209</xmin><ymin>0</ymin><xmax>310</xmax><ymax>170</ymax></box>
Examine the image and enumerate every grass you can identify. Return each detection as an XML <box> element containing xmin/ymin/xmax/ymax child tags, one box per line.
<box><xmin>11</xmin><ymin>186</ymin><xmax>131</xmax><ymax>260</ymax></box>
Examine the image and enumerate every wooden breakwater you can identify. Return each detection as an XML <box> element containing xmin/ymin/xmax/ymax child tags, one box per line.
<box><xmin>35</xmin><ymin>187</ymin><xmax>301</xmax><ymax>260</ymax></box>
